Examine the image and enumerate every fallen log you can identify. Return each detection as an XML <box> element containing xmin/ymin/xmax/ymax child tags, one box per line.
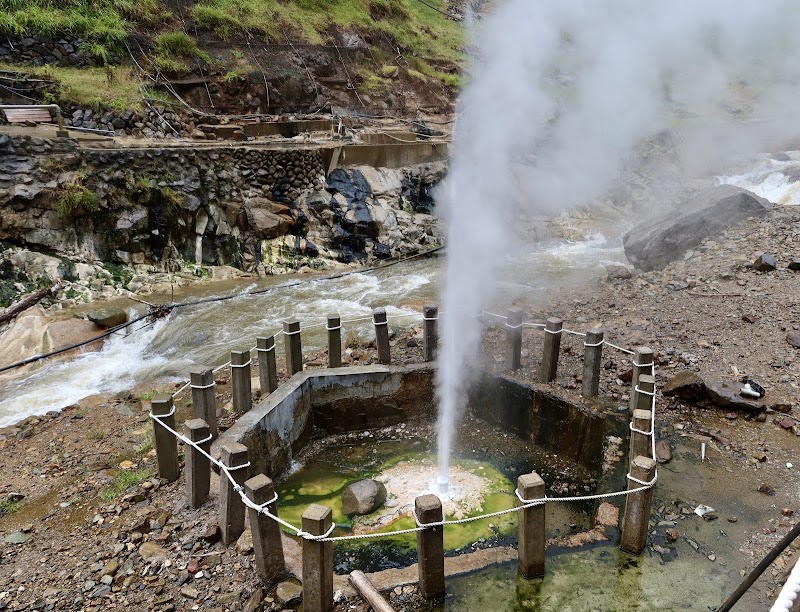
<box><xmin>348</xmin><ymin>570</ymin><xmax>396</xmax><ymax>612</ymax></box>
<box><xmin>0</xmin><ymin>282</ymin><xmax>61</xmax><ymax>325</ymax></box>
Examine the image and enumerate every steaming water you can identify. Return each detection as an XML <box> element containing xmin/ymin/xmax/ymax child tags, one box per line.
<box><xmin>434</xmin><ymin>0</ymin><xmax>800</xmax><ymax>488</ymax></box>
<box><xmin>718</xmin><ymin>152</ymin><xmax>800</xmax><ymax>205</ymax></box>
<box><xmin>0</xmin><ymin>234</ymin><xmax>625</xmax><ymax>428</ymax></box>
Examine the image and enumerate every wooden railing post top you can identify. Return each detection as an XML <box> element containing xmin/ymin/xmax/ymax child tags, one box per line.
<box><xmin>189</xmin><ymin>366</ymin><xmax>213</xmax><ymax>377</ymax></box>
<box><xmin>184</xmin><ymin>418</ymin><xmax>209</xmax><ymax>432</ymax></box>
<box><xmin>518</xmin><ymin>472</ymin><xmax>545</xmax><ymax>490</ymax></box>
<box><xmin>220</xmin><ymin>442</ymin><xmax>248</xmax><ymax>462</ymax></box>
<box><xmin>257</xmin><ymin>335</ymin><xmax>275</xmax><ymax>347</ymax></box>
<box><xmin>302</xmin><ymin>503</ymin><xmax>333</xmax><ymax>529</ymax></box>
<box><xmin>415</xmin><ymin>494</ymin><xmax>442</xmax><ymax>515</ymax></box>
<box><xmin>632</xmin><ymin>455</ymin><xmax>657</xmax><ymax>471</ymax></box>
<box><xmin>231</xmin><ymin>349</ymin><xmax>249</xmax><ymax>360</ymax></box>
<box><xmin>587</xmin><ymin>326</ymin><xmax>604</xmax><ymax>337</ymax></box>
<box><xmin>423</xmin><ymin>304</ymin><xmax>438</xmax><ymax>315</ymax></box>
<box><xmin>327</xmin><ymin>313</ymin><xmax>341</xmax><ymax>323</ymax></box>
<box><xmin>373</xmin><ymin>307</ymin><xmax>387</xmax><ymax>322</ymax></box>
<box><xmin>244</xmin><ymin>474</ymin><xmax>274</xmax><ymax>502</ymax></box>
<box><xmin>151</xmin><ymin>394</ymin><xmax>174</xmax><ymax>414</ymax></box>
<box><xmin>634</xmin><ymin>346</ymin><xmax>654</xmax><ymax>357</ymax></box>
<box><xmin>545</xmin><ymin>317</ymin><xmax>563</xmax><ymax>328</ymax></box>
<box><xmin>283</xmin><ymin>319</ymin><xmax>300</xmax><ymax>331</ymax></box>
<box><xmin>507</xmin><ymin>309</ymin><xmax>523</xmax><ymax>324</ymax></box>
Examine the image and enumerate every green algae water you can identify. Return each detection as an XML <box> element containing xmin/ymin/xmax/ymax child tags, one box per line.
<box><xmin>276</xmin><ymin>446</ymin><xmax>518</xmax><ymax>572</ymax></box>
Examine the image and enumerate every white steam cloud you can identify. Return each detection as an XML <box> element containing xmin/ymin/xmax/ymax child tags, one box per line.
<box><xmin>435</xmin><ymin>0</ymin><xmax>800</xmax><ymax>481</ymax></box>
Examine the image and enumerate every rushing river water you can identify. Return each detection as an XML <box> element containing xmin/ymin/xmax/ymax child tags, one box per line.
<box><xmin>0</xmin><ymin>231</ymin><xmax>626</xmax><ymax>427</ymax></box>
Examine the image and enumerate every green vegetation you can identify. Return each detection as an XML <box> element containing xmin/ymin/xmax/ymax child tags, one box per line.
<box><xmin>134</xmin><ymin>430</ymin><xmax>154</xmax><ymax>455</ymax></box>
<box><xmin>99</xmin><ymin>467</ymin><xmax>154</xmax><ymax>501</ymax></box>
<box><xmin>154</xmin><ymin>31</ymin><xmax>210</xmax><ymax>73</ymax></box>
<box><xmin>57</xmin><ymin>181</ymin><xmax>99</xmax><ymax>217</ymax></box>
<box><xmin>0</xmin><ymin>496</ymin><xmax>21</xmax><ymax>515</ymax></box>
<box><xmin>0</xmin><ymin>61</ymin><xmax>141</xmax><ymax>109</ymax></box>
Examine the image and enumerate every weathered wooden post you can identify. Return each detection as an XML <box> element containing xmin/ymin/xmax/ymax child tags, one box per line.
<box><xmin>539</xmin><ymin>317</ymin><xmax>563</xmax><ymax>383</ymax></box>
<box><xmin>151</xmin><ymin>395</ymin><xmax>179</xmax><ymax>482</ymax></box>
<box><xmin>506</xmin><ymin>309</ymin><xmax>523</xmax><ymax>370</ymax></box>
<box><xmin>230</xmin><ymin>350</ymin><xmax>252</xmax><ymax>413</ymax></box>
<box><xmin>184</xmin><ymin>419</ymin><xmax>211</xmax><ymax>508</ymax></box>
<box><xmin>302</xmin><ymin>504</ymin><xmax>333</xmax><ymax>612</ymax></box>
<box><xmin>620</xmin><ymin>455</ymin><xmax>657</xmax><ymax>555</ymax></box>
<box><xmin>327</xmin><ymin>314</ymin><xmax>342</xmax><ymax>368</ymax></box>
<box><xmin>256</xmin><ymin>335</ymin><xmax>279</xmax><ymax>395</ymax></box>
<box><xmin>219</xmin><ymin>442</ymin><xmax>250</xmax><ymax>545</ymax></box>
<box><xmin>190</xmin><ymin>367</ymin><xmax>217</xmax><ymax>440</ymax></box>
<box><xmin>415</xmin><ymin>494</ymin><xmax>445</xmax><ymax>599</ymax></box>
<box><xmin>518</xmin><ymin>472</ymin><xmax>546</xmax><ymax>579</ymax></box>
<box><xmin>423</xmin><ymin>304</ymin><xmax>438</xmax><ymax>362</ymax></box>
<box><xmin>582</xmin><ymin>326</ymin><xmax>604</xmax><ymax>397</ymax></box>
<box><xmin>245</xmin><ymin>474</ymin><xmax>286</xmax><ymax>585</ymax></box>
<box><xmin>373</xmin><ymin>307</ymin><xmax>391</xmax><ymax>365</ymax></box>
<box><xmin>629</xmin><ymin>347</ymin><xmax>654</xmax><ymax>415</ymax></box>
<box><xmin>630</xmin><ymin>373</ymin><xmax>655</xmax><ymax>467</ymax></box>
<box><xmin>283</xmin><ymin>320</ymin><xmax>303</xmax><ymax>375</ymax></box>
<box><xmin>629</xmin><ymin>409</ymin><xmax>653</xmax><ymax>470</ymax></box>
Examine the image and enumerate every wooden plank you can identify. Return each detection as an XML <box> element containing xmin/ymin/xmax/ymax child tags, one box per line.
<box><xmin>3</xmin><ymin>108</ymin><xmax>53</xmax><ymax>123</ymax></box>
<box><xmin>348</xmin><ymin>571</ymin><xmax>395</xmax><ymax>612</ymax></box>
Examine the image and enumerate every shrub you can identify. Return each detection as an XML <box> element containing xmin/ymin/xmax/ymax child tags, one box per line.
<box><xmin>57</xmin><ymin>183</ymin><xmax>99</xmax><ymax>217</ymax></box>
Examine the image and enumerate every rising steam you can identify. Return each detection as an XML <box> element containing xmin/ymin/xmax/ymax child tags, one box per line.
<box><xmin>435</xmin><ymin>0</ymin><xmax>800</xmax><ymax>483</ymax></box>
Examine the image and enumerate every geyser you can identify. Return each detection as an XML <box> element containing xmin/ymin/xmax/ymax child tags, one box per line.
<box><xmin>435</xmin><ymin>0</ymin><xmax>800</xmax><ymax>483</ymax></box>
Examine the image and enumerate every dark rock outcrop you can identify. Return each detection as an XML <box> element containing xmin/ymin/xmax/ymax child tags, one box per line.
<box><xmin>623</xmin><ymin>186</ymin><xmax>772</xmax><ymax>271</ymax></box>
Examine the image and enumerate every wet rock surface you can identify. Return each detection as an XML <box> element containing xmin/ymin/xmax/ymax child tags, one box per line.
<box><xmin>341</xmin><ymin>479</ymin><xmax>388</xmax><ymax>516</ymax></box>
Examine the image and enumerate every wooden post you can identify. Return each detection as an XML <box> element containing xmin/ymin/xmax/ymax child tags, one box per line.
<box><xmin>423</xmin><ymin>304</ymin><xmax>438</xmax><ymax>362</ymax></box>
<box><xmin>190</xmin><ymin>367</ymin><xmax>217</xmax><ymax>440</ymax></box>
<box><xmin>219</xmin><ymin>442</ymin><xmax>250</xmax><ymax>546</ymax></box>
<box><xmin>245</xmin><ymin>474</ymin><xmax>286</xmax><ymax>585</ymax></box>
<box><xmin>184</xmin><ymin>419</ymin><xmax>211</xmax><ymax>508</ymax></box>
<box><xmin>539</xmin><ymin>317</ymin><xmax>563</xmax><ymax>383</ymax></box>
<box><xmin>581</xmin><ymin>326</ymin><xmax>604</xmax><ymax>397</ymax></box>
<box><xmin>629</xmin><ymin>409</ymin><xmax>653</xmax><ymax>469</ymax></box>
<box><xmin>620</xmin><ymin>455</ymin><xmax>657</xmax><ymax>555</ymax></box>
<box><xmin>629</xmin><ymin>346</ymin><xmax>654</xmax><ymax>415</ymax></box>
<box><xmin>506</xmin><ymin>309</ymin><xmax>523</xmax><ymax>370</ymax></box>
<box><xmin>283</xmin><ymin>320</ymin><xmax>303</xmax><ymax>375</ymax></box>
<box><xmin>231</xmin><ymin>350</ymin><xmax>252</xmax><ymax>413</ymax></box>
<box><xmin>415</xmin><ymin>494</ymin><xmax>445</xmax><ymax>599</ymax></box>
<box><xmin>302</xmin><ymin>504</ymin><xmax>333</xmax><ymax>612</ymax></box>
<box><xmin>151</xmin><ymin>395</ymin><xmax>179</xmax><ymax>482</ymax></box>
<box><xmin>327</xmin><ymin>314</ymin><xmax>342</xmax><ymax>368</ymax></box>
<box><xmin>349</xmin><ymin>571</ymin><xmax>396</xmax><ymax>612</ymax></box>
<box><xmin>373</xmin><ymin>307</ymin><xmax>391</xmax><ymax>365</ymax></box>
<box><xmin>517</xmin><ymin>472</ymin><xmax>546</xmax><ymax>578</ymax></box>
<box><xmin>256</xmin><ymin>336</ymin><xmax>278</xmax><ymax>395</ymax></box>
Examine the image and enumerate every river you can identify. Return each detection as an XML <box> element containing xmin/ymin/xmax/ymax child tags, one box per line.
<box><xmin>0</xmin><ymin>231</ymin><xmax>626</xmax><ymax>427</ymax></box>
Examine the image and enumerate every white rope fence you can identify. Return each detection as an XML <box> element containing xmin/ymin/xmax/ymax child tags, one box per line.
<box><xmin>771</xmin><ymin>554</ymin><xmax>800</xmax><ymax>611</ymax></box>
<box><xmin>150</xmin><ymin>307</ymin><xmax>658</xmax><ymax>543</ymax></box>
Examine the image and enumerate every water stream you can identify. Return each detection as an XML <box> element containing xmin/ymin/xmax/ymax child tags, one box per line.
<box><xmin>0</xmin><ymin>233</ymin><xmax>626</xmax><ymax>427</ymax></box>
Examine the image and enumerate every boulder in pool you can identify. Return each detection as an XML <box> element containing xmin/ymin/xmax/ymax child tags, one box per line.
<box><xmin>341</xmin><ymin>479</ymin><xmax>387</xmax><ymax>516</ymax></box>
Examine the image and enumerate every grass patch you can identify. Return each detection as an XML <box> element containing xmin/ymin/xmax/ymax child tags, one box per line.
<box><xmin>57</xmin><ymin>181</ymin><xmax>99</xmax><ymax>217</ymax></box>
<box><xmin>134</xmin><ymin>431</ymin><xmax>154</xmax><ymax>456</ymax></box>
<box><xmin>0</xmin><ymin>497</ymin><xmax>20</xmax><ymax>515</ymax></box>
<box><xmin>99</xmin><ymin>467</ymin><xmax>154</xmax><ymax>501</ymax></box>
<box><xmin>0</xmin><ymin>61</ymin><xmax>142</xmax><ymax>109</ymax></box>
<box><xmin>90</xmin><ymin>429</ymin><xmax>106</xmax><ymax>441</ymax></box>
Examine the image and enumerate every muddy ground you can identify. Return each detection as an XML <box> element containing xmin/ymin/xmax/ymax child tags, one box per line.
<box><xmin>1</xmin><ymin>206</ymin><xmax>799</xmax><ymax>611</ymax></box>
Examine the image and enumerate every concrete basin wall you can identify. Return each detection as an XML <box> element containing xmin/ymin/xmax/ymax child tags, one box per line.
<box><xmin>215</xmin><ymin>363</ymin><xmax>606</xmax><ymax>479</ymax></box>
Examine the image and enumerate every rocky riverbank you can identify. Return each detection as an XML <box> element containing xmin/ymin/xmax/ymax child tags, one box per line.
<box><xmin>1</xmin><ymin>198</ymin><xmax>798</xmax><ymax>610</ymax></box>
<box><xmin>0</xmin><ymin>132</ymin><xmax>445</xmax><ymax>314</ymax></box>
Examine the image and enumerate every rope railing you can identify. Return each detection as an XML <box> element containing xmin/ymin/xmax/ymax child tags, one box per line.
<box><xmin>151</xmin><ymin>306</ymin><xmax>658</xmax><ymax>543</ymax></box>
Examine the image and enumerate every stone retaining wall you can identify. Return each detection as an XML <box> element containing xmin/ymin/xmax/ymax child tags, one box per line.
<box><xmin>215</xmin><ymin>364</ymin><xmax>606</xmax><ymax>480</ymax></box>
<box><xmin>0</xmin><ymin>134</ymin><xmax>444</xmax><ymax>281</ymax></box>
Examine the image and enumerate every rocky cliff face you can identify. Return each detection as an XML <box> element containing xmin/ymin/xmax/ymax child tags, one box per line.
<box><xmin>0</xmin><ymin>133</ymin><xmax>444</xmax><ymax>302</ymax></box>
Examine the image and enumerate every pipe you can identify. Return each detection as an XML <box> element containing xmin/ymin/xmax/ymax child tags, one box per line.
<box><xmin>718</xmin><ymin>521</ymin><xmax>800</xmax><ymax>611</ymax></box>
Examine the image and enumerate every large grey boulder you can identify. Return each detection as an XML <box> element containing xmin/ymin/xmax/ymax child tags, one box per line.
<box><xmin>623</xmin><ymin>186</ymin><xmax>771</xmax><ymax>271</ymax></box>
<box><xmin>341</xmin><ymin>479</ymin><xmax>387</xmax><ymax>516</ymax></box>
